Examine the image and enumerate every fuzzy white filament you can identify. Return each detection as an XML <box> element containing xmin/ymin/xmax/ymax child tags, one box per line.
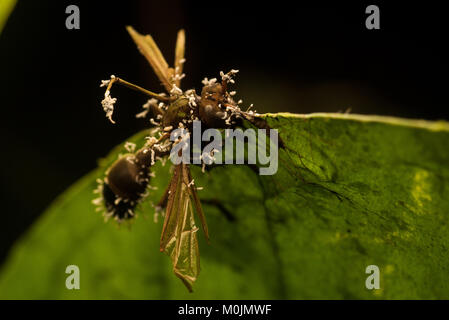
<box><xmin>136</xmin><ymin>98</ymin><xmax>158</xmax><ymax>118</ymax></box>
<box><xmin>101</xmin><ymin>90</ymin><xmax>117</xmax><ymax>124</ymax></box>
<box><xmin>172</xmin><ymin>73</ymin><xmax>186</xmax><ymax>81</ymax></box>
<box><xmin>185</xmin><ymin>89</ymin><xmax>197</xmax><ymax>107</ymax></box>
<box><xmin>170</xmin><ymin>84</ymin><xmax>183</xmax><ymax>95</ymax></box>
<box><xmin>124</xmin><ymin>141</ymin><xmax>136</xmax><ymax>153</ymax></box>
<box><xmin>201</xmin><ymin>77</ymin><xmax>217</xmax><ymax>86</ymax></box>
<box><xmin>220</xmin><ymin>69</ymin><xmax>239</xmax><ymax>83</ymax></box>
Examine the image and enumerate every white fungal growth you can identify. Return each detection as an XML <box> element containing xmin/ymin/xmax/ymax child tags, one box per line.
<box><xmin>126</xmin><ymin>156</ymin><xmax>135</xmax><ymax>164</ymax></box>
<box><xmin>136</xmin><ymin>98</ymin><xmax>158</xmax><ymax>118</ymax></box>
<box><xmin>144</xmin><ymin>137</ymin><xmax>157</xmax><ymax>148</ymax></box>
<box><xmin>172</xmin><ymin>73</ymin><xmax>186</xmax><ymax>81</ymax></box>
<box><xmin>220</xmin><ymin>69</ymin><xmax>239</xmax><ymax>83</ymax></box>
<box><xmin>145</xmin><ymin>98</ymin><xmax>158</xmax><ymax>107</ymax></box>
<box><xmin>145</xmin><ymin>136</ymin><xmax>158</xmax><ymax>145</ymax></box>
<box><xmin>172</xmin><ymin>65</ymin><xmax>186</xmax><ymax>82</ymax></box>
<box><xmin>185</xmin><ymin>89</ymin><xmax>197</xmax><ymax>107</ymax></box>
<box><xmin>150</xmin><ymin>148</ymin><xmax>155</xmax><ymax>166</ymax></box>
<box><xmin>170</xmin><ymin>84</ymin><xmax>183</xmax><ymax>95</ymax></box>
<box><xmin>92</xmin><ymin>178</ymin><xmax>106</xmax><ymax>211</ymax></box>
<box><xmin>189</xmin><ymin>97</ymin><xmax>197</xmax><ymax>107</ymax></box>
<box><xmin>93</xmin><ymin>179</ymin><xmax>103</xmax><ymax>194</ymax></box>
<box><xmin>202</xmin><ymin>77</ymin><xmax>217</xmax><ymax>86</ymax></box>
<box><xmin>100</xmin><ymin>74</ymin><xmax>116</xmax><ymax>87</ymax></box>
<box><xmin>124</xmin><ymin>141</ymin><xmax>136</xmax><ymax>153</ymax></box>
<box><xmin>103</xmin><ymin>211</ymin><xmax>113</xmax><ymax>222</ymax></box>
<box><xmin>92</xmin><ymin>197</ymin><xmax>103</xmax><ymax>206</ymax></box>
<box><xmin>221</xmin><ymin>111</ymin><xmax>229</xmax><ymax>120</ymax></box>
<box><xmin>101</xmin><ymin>91</ymin><xmax>117</xmax><ymax>124</ymax></box>
<box><xmin>135</xmin><ymin>110</ymin><xmax>148</xmax><ymax>119</ymax></box>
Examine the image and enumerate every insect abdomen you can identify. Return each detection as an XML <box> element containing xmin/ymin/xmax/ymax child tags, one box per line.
<box><xmin>101</xmin><ymin>153</ymin><xmax>150</xmax><ymax>221</ymax></box>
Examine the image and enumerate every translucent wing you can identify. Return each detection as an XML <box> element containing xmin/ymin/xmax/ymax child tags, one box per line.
<box><xmin>160</xmin><ymin>164</ymin><xmax>208</xmax><ymax>291</ymax></box>
<box><xmin>174</xmin><ymin>29</ymin><xmax>185</xmax><ymax>88</ymax></box>
<box><xmin>126</xmin><ymin>26</ymin><xmax>172</xmax><ymax>92</ymax></box>
<box><xmin>187</xmin><ymin>165</ymin><xmax>209</xmax><ymax>240</ymax></box>
<box><xmin>126</xmin><ymin>26</ymin><xmax>186</xmax><ymax>92</ymax></box>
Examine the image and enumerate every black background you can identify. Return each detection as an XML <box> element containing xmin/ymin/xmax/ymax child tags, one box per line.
<box><xmin>0</xmin><ymin>1</ymin><xmax>448</xmax><ymax>265</ymax></box>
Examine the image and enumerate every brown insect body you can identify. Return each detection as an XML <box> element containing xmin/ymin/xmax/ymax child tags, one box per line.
<box><xmin>106</xmin><ymin>156</ymin><xmax>148</xmax><ymax>200</ymax></box>
<box><xmin>161</xmin><ymin>97</ymin><xmax>192</xmax><ymax>128</ymax></box>
<box><xmin>198</xmin><ymin>83</ymin><xmax>229</xmax><ymax>128</ymax></box>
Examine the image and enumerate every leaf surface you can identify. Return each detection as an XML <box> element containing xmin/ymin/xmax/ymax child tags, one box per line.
<box><xmin>1</xmin><ymin>113</ymin><xmax>449</xmax><ymax>299</ymax></box>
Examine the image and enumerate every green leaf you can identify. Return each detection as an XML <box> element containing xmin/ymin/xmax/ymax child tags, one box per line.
<box><xmin>1</xmin><ymin>113</ymin><xmax>449</xmax><ymax>299</ymax></box>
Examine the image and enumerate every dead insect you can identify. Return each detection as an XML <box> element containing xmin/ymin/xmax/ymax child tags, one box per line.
<box><xmin>93</xmin><ymin>26</ymin><xmax>266</xmax><ymax>291</ymax></box>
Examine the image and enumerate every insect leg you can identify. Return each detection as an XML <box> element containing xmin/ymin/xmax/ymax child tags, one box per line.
<box><xmin>103</xmin><ymin>76</ymin><xmax>172</xmax><ymax>102</ymax></box>
<box><xmin>156</xmin><ymin>183</ymin><xmax>171</xmax><ymax>209</ymax></box>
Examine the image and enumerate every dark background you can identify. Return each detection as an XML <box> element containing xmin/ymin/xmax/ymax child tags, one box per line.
<box><xmin>0</xmin><ymin>1</ymin><xmax>447</xmax><ymax>265</ymax></box>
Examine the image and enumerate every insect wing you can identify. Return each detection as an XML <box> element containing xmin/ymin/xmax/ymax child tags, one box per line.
<box><xmin>174</xmin><ymin>29</ymin><xmax>185</xmax><ymax>88</ymax></box>
<box><xmin>187</xmin><ymin>167</ymin><xmax>209</xmax><ymax>241</ymax></box>
<box><xmin>160</xmin><ymin>164</ymin><xmax>201</xmax><ymax>292</ymax></box>
<box><xmin>126</xmin><ymin>26</ymin><xmax>172</xmax><ymax>92</ymax></box>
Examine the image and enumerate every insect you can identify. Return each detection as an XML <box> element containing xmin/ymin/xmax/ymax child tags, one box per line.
<box><xmin>93</xmin><ymin>26</ymin><xmax>267</xmax><ymax>291</ymax></box>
